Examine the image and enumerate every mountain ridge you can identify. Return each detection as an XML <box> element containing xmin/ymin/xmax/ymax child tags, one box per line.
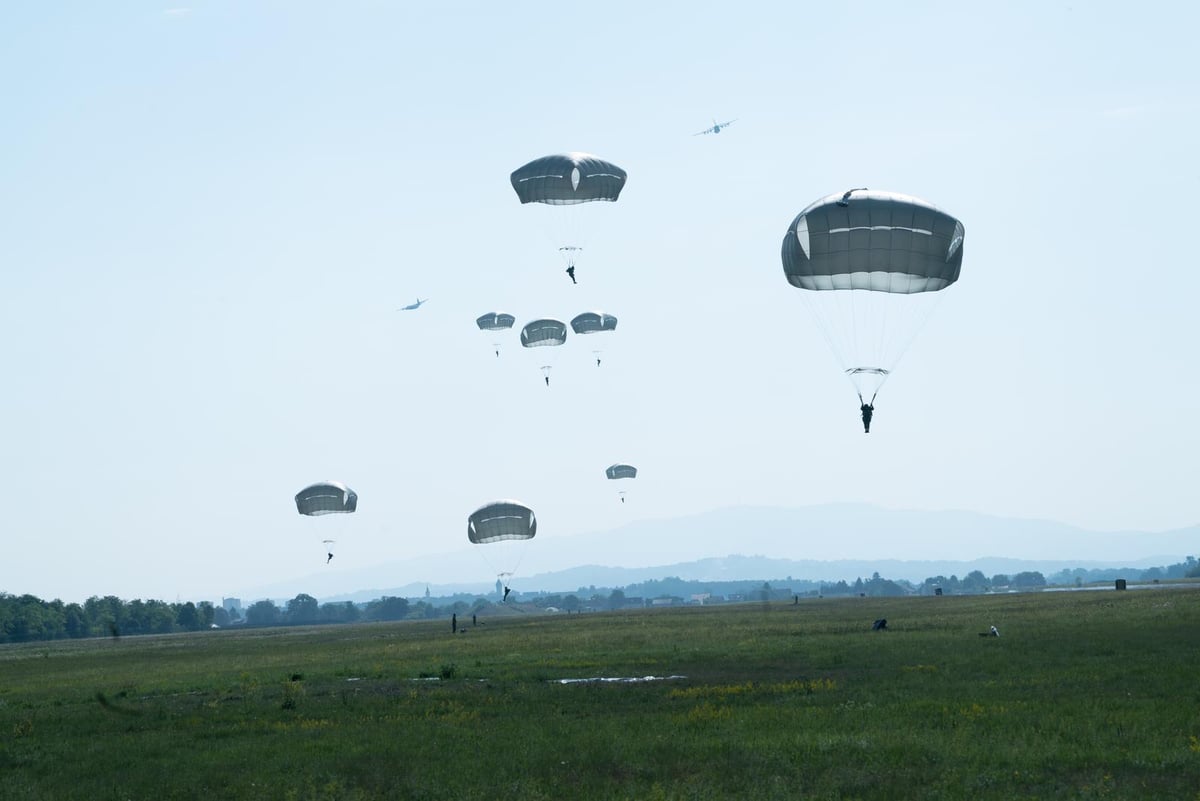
<box><xmin>236</xmin><ymin>504</ymin><xmax>1197</xmax><ymax>602</ymax></box>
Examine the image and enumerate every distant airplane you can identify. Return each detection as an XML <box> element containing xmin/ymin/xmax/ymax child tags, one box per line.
<box><xmin>397</xmin><ymin>298</ymin><xmax>428</xmax><ymax>311</ymax></box>
<box><xmin>694</xmin><ymin>118</ymin><xmax>736</xmax><ymax>136</ymax></box>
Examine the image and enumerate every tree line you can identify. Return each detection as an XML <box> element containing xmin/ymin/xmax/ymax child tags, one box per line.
<box><xmin>5</xmin><ymin>557</ymin><xmax>1196</xmax><ymax>643</ymax></box>
<box><xmin>0</xmin><ymin>594</ymin><xmax>218</xmax><ymax>643</ymax></box>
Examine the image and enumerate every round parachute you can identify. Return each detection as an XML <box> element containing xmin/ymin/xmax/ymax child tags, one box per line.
<box><xmin>781</xmin><ymin>189</ymin><xmax>964</xmax><ymax>402</ymax></box>
<box><xmin>521</xmin><ymin>320</ymin><xmax>567</xmax><ymax>385</ymax></box>
<box><xmin>296</xmin><ymin>482</ymin><xmax>356</xmax><ymax>563</ymax></box>
<box><xmin>468</xmin><ymin>500</ymin><xmax>537</xmax><ymax>544</ymax></box>
<box><xmin>510</xmin><ymin>153</ymin><xmax>627</xmax><ymax>205</ymax></box>
<box><xmin>520</xmin><ymin>319</ymin><xmax>568</xmax><ymax>347</ymax></box>
<box><xmin>468</xmin><ymin>500</ymin><xmax>537</xmax><ymax>598</ymax></box>
<box><xmin>295</xmin><ymin>482</ymin><xmax>358</xmax><ymax>516</ymax></box>
<box><xmin>571</xmin><ymin>312</ymin><xmax>618</xmax><ymax>334</ymax></box>
<box><xmin>605</xmin><ymin>464</ymin><xmax>637</xmax><ymax>480</ymax></box>
<box><xmin>476</xmin><ymin>312</ymin><xmax>516</xmax><ymax>331</ymax></box>
<box><xmin>511</xmin><ymin>153</ymin><xmax>627</xmax><ymax>275</ymax></box>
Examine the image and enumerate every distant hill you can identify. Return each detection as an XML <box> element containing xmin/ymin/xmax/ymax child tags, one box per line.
<box><xmin>313</xmin><ymin>553</ymin><xmax>1178</xmax><ymax>605</ymax></box>
<box><xmin>238</xmin><ymin>504</ymin><xmax>1198</xmax><ymax>603</ymax></box>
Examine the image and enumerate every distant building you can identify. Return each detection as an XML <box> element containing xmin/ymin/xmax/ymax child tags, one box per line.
<box><xmin>221</xmin><ymin>597</ymin><xmax>242</xmax><ymax>616</ymax></box>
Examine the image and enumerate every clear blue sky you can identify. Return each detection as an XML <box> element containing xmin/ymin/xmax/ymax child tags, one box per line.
<box><xmin>2</xmin><ymin>1</ymin><xmax>1197</xmax><ymax>603</ymax></box>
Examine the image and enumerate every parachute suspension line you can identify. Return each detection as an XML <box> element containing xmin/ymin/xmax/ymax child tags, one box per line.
<box><xmin>476</xmin><ymin>537</ymin><xmax>534</xmax><ymax>584</ymax></box>
<box><xmin>796</xmin><ymin>289</ymin><xmax>845</xmax><ymax>378</ymax></box>
<box><xmin>882</xmin><ymin>289</ymin><xmax>948</xmax><ymax>386</ymax></box>
<box><xmin>877</xmin><ymin>272</ymin><xmax>897</xmax><ymax>375</ymax></box>
<box><xmin>847</xmin><ymin>284</ymin><xmax>863</xmax><ymax>376</ymax></box>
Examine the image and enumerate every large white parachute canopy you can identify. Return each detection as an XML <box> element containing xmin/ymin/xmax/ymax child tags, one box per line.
<box><xmin>520</xmin><ymin>319</ymin><xmax>568</xmax><ymax>347</ymax></box>
<box><xmin>467</xmin><ymin>500</ymin><xmax>537</xmax><ymax>544</ymax></box>
<box><xmin>781</xmin><ymin>189</ymin><xmax>964</xmax><ymax>402</ymax></box>
<box><xmin>571</xmin><ymin>312</ymin><xmax>618</xmax><ymax>334</ymax></box>
<box><xmin>510</xmin><ymin>152</ymin><xmax>627</xmax><ymax>273</ymax></box>
<box><xmin>295</xmin><ymin>481</ymin><xmax>358</xmax><ymax>516</ymax></box>
<box><xmin>476</xmin><ymin>312</ymin><xmax>516</xmax><ymax>331</ymax></box>
<box><xmin>510</xmin><ymin>152</ymin><xmax>627</xmax><ymax>206</ymax></box>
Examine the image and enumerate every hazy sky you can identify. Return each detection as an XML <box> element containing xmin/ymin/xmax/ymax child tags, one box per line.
<box><xmin>2</xmin><ymin>2</ymin><xmax>1197</xmax><ymax>603</ymax></box>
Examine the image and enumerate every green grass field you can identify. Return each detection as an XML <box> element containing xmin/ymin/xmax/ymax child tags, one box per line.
<box><xmin>2</xmin><ymin>587</ymin><xmax>1199</xmax><ymax>800</ymax></box>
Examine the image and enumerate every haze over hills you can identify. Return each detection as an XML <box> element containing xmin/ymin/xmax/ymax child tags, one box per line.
<box><xmin>239</xmin><ymin>504</ymin><xmax>1199</xmax><ymax>603</ymax></box>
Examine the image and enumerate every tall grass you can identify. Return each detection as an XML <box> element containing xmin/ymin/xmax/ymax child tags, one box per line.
<box><xmin>1</xmin><ymin>588</ymin><xmax>1198</xmax><ymax>799</ymax></box>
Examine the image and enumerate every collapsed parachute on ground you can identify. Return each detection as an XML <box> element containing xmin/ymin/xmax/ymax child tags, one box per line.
<box><xmin>781</xmin><ymin>189</ymin><xmax>964</xmax><ymax>402</ymax></box>
<box><xmin>476</xmin><ymin>312</ymin><xmax>516</xmax><ymax>331</ymax></box>
<box><xmin>510</xmin><ymin>153</ymin><xmax>627</xmax><ymax>205</ymax></box>
<box><xmin>467</xmin><ymin>500</ymin><xmax>537</xmax><ymax>544</ymax></box>
<box><xmin>520</xmin><ymin>319</ymin><xmax>568</xmax><ymax>347</ymax></box>
<box><xmin>295</xmin><ymin>482</ymin><xmax>358</xmax><ymax>516</ymax></box>
<box><xmin>571</xmin><ymin>312</ymin><xmax>618</xmax><ymax>334</ymax></box>
<box><xmin>605</xmin><ymin>464</ymin><xmax>637</xmax><ymax>480</ymax></box>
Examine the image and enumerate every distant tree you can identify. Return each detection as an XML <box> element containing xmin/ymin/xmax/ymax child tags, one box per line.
<box><xmin>64</xmin><ymin>603</ymin><xmax>88</xmax><ymax>639</ymax></box>
<box><xmin>1011</xmin><ymin>571</ymin><xmax>1046</xmax><ymax>589</ymax></box>
<box><xmin>608</xmin><ymin>589</ymin><xmax>627</xmax><ymax>610</ymax></box>
<box><xmin>175</xmin><ymin>601</ymin><xmax>200</xmax><ymax>631</ymax></box>
<box><xmin>213</xmin><ymin>605</ymin><xmax>231</xmax><ymax>627</ymax></box>
<box><xmin>415</xmin><ymin>601</ymin><xmax>438</xmax><ymax>619</ymax></box>
<box><xmin>863</xmin><ymin>575</ymin><xmax>908</xmax><ymax>597</ymax></box>
<box><xmin>319</xmin><ymin>602</ymin><xmax>360</xmax><ymax>623</ymax></box>
<box><xmin>286</xmin><ymin>594</ymin><xmax>320</xmax><ymax>625</ymax></box>
<box><xmin>134</xmin><ymin>600</ymin><xmax>176</xmax><ymax>634</ymax></box>
<box><xmin>364</xmin><ymin>596</ymin><xmax>410</xmax><ymax>622</ymax></box>
<box><xmin>991</xmin><ymin>574</ymin><xmax>1011</xmax><ymax>588</ymax></box>
<box><xmin>2</xmin><ymin>595</ymin><xmax>49</xmax><ymax>642</ymax></box>
<box><xmin>245</xmin><ymin>599</ymin><xmax>282</xmax><ymax>626</ymax></box>
<box><xmin>961</xmin><ymin>570</ymin><xmax>989</xmax><ymax>594</ymax></box>
<box><xmin>471</xmin><ymin>598</ymin><xmax>494</xmax><ymax>614</ymax></box>
<box><xmin>1140</xmin><ymin>566</ymin><xmax>1165</xmax><ymax>582</ymax></box>
<box><xmin>196</xmin><ymin>601</ymin><xmax>215</xmax><ymax>629</ymax></box>
<box><xmin>84</xmin><ymin>595</ymin><xmax>126</xmax><ymax>637</ymax></box>
<box><xmin>563</xmin><ymin>595</ymin><xmax>581</xmax><ymax>613</ymax></box>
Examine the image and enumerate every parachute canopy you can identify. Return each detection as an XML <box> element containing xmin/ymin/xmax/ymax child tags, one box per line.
<box><xmin>467</xmin><ymin>500</ymin><xmax>537</xmax><ymax>544</ymax></box>
<box><xmin>571</xmin><ymin>312</ymin><xmax>618</xmax><ymax>334</ymax></box>
<box><xmin>510</xmin><ymin>153</ymin><xmax>627</xmax><ymax>206</ymax></box>
<box><xmin>780</xmin><ymin>189</ymin><xmax>965</xmax><ymax>402</ymax></box>
<box><xmin>605</xmin><ymin>464</ymin><xmax>637</xmax><ymax>480</ymax></box>
<box><xmin>781</xmin><ymin>189</ymin><xmax>964</xmax><ymax>294</ymax></box>
<box><xmin>295</xmin><ymin>482</ymin><xmax>358</xmax><ymax>516</ymax></box>
<box><xmin>521</xmin><ymin>319</ymin><xmax>568</xmax><ymax>347</ymax></box>
<box><xmin>476</xmin><ymin>312</ymin><xmax>516</xmax><ymax>331</ymax></box>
